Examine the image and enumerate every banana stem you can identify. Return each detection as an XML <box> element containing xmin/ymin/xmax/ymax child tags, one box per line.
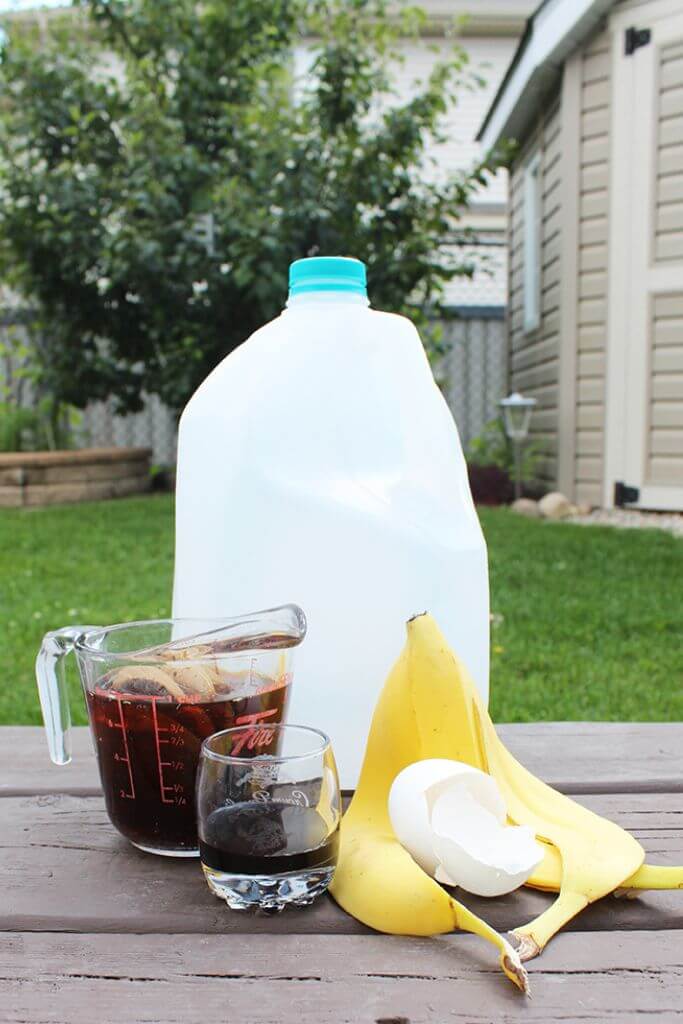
<box><xmin>454</xmin><ymin>901</ymin><xmax>530</xmax><ymax>994</ymax></box>
<box><xmin>513</xmin><ymin>890</ymin><xmax>588</xmax><ymax>961</ymax></box>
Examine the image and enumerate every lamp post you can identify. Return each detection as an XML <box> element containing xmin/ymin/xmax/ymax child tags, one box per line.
<box><xmin>500</xmin><ymin>392</ymin><xmax>537</xmax><ymax>500</ymax></box>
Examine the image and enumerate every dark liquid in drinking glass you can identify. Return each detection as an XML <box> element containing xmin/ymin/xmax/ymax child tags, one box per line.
<box><xmin>199</xmin><ymin>802</ymin><xmax>339</xmax><ymax>875</ymax></box>
<box><xmin>87</xmin><ymin>682</ymin><xmax>290</xmax><ymax>853</ymax></box>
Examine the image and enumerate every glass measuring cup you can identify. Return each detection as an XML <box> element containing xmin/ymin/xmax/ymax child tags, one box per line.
<box><xmin>35</xmin><ymin>605</ymin><xmax>306</xmax><ymax>856</ymax></box>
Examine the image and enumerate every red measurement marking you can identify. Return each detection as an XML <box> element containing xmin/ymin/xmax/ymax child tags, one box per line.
<box><xmin>151</xmin><ymin>698</ymin><xmax>174</xmax><ymax>805</ymax></box>
<box><xmin>115</xmin><ymin>696</ymin><xmax>136</xmax><ymax>800</ymax></box>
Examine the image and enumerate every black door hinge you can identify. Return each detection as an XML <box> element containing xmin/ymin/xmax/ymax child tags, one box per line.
<box><xmin>614</xmin><ymin>481</ymin><xmax>640</xmax><ymax>506</ymax></box>
<box><xmin>625</xmin><ymin>26</ymin><xmax>651</xmax><ymax>55</ymax></box>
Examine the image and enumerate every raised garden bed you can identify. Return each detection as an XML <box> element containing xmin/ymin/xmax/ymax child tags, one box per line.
<box><xmin>0</xmin><ymin>447</ymin><xmax>152</xmax><ymax>507</ymax></box>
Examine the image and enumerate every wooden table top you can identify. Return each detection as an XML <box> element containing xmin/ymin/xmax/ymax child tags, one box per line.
<box><xmin>2</xmin><ymin>723</ymin><xmax>682</xmax><ymax>1023</ymax></box>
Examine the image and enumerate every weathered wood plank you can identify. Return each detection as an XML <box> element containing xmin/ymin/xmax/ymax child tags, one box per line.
<box><xmin>2</xmin><ymin>791</ymin><xmax>682</xmax><ymax>935</ymax></box>
<box><xmin>0</xmin><ymin>728</ymin><xmax>98</xmax><ymax>796</ymax></box>
<box><xmin>5</xmin><ymin>724</ymin><xmax>683</xmax><ymax>797</ymax></box>
<box><xmin>2</xmin><ymin>931</ymin><xmax>683</xmax><ymax>1023</ymax></box>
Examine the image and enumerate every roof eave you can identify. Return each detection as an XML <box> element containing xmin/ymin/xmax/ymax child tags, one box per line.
<box><xmin>477</xmin><ymin>0</ymin><xmax>617</xmax><ymax>153</ymax></box>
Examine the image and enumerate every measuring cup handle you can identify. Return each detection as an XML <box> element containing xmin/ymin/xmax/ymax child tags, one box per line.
<box><xmin>35</xmin><ymin>626</ymin><xmax>89</xmax><ymax>765</ymax></box>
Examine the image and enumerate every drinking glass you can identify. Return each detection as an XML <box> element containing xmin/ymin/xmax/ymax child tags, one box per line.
<box><xmin>197</xmin><ymin>724</ymin><xmax>341</xmax><ymax>910</ymax></box>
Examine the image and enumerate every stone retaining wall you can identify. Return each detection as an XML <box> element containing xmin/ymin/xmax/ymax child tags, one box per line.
<box><xmin>0</xmin><ymin>448</ymin><xmax>152</xmax><ymax>507</ymax></box>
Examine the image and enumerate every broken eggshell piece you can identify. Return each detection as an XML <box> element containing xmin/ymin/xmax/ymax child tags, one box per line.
<box><xmin>388</xmin><ymin>759</ymin><xmax>543</xmax><ymax>898</ymax></box>
<box><xmin>431</xmin><ymin>786</ymin><xmax>543</xmax><ymax>897</ymax></box>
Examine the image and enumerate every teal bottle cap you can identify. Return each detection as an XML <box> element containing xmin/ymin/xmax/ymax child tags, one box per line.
<box><xmin>288</xmin><ymin>256</ymin><xmax>367</xmax><ymax>297</ymax></box>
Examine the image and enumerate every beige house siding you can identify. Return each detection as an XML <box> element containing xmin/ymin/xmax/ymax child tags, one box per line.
<box><xmin>574</xmin><ymin>30</ymin><xmax>611</xmax><ymax>506</ymax></box>
<box><xmin>655</xmin><ymin>39</ymin><xmax>683</xmax><ymax>262</ymax></box>
<box><xmin>648</xmin><ymin>291</ymin><xmax>683</xmax><ymax>483</ymax></box>
<box><xmin>647</xmin><ymin>40</ymin><xmax>683</xmax><ymax>486</ymax></box>
<box><xmin>508</xmin><ymin>31</ymin><xmax>611</xmax><ymax>501</ymax></box>
<box><xmin>508</xmin><ymin>97</ymin><xmax>562</xmax><ymax>487</ymax></box>
<box><xmin>501</xmin><ymin>5</ymin><xmax>683</xmax><ymax>509</ymax></box>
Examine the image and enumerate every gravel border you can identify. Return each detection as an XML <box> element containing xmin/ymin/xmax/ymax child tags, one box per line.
<box><xmin>565</xmin><ymin>508</ymin><xmax>683</xmax><ymax>537</ymax></box>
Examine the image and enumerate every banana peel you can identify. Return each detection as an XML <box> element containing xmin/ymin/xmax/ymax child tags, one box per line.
<box><xmin>529</xmin><ymin>836</ymin><xmax>683</xmax><ymax>897</ymax></box>
<box><xmin>404</xmin><ymin>613</ymin><xmax>646</xmax><ymax>960</ymax></box>
<box><xmin>329</xmin><ymin>619</ymin><xmax>529</xmax><ymax>993</ymax></box>
<box><xmin>331</xmin><ymin>612</ymin><xmax>682</xmax><ymax>979</ymax></box>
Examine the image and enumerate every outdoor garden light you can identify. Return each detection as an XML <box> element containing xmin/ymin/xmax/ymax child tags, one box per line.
<box><xmin>500</xmin><ymin>391</ymin><xmax>536</xmax><ymax>441</ymax></box>
<box><xmin>500</xmin><ymin>391</ymin><xmax>537</xmax><ymax>499</ymax></box>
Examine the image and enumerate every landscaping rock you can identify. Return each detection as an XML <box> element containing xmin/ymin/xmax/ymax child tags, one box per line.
<box><xmin>539</xmin><ymin>491</ymin><xmax>573</xmax><ymax>520</ymax></box>
<box><xmin>575</xmin><ymin>502</ymin><xmax>592</xmax><ymax>516</ymax></box>
<box><xmin>511</xmin><ymin>498</ymin><xmax>540</xmax><ymax>518</ymax></box>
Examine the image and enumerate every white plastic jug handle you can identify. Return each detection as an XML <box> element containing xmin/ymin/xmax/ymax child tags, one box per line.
<box><xmin>35</xmin><ymin>626</ymin><xmax>91</xmax><ymax>766</ymax></box>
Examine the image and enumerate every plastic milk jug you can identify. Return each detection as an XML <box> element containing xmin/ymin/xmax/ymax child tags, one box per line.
<box><xmin>172</xmin><ymin>257</ymin><xmax>489</xmax><ymax>786</ymax></box>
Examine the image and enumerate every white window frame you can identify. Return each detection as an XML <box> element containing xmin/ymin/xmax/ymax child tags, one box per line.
<box><xmin>522</xmin><ymin>150</ymin><xmax>542</xmax><ymax>334</ymax></box>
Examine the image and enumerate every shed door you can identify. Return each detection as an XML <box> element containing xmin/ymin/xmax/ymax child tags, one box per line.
<box><xmin>607</xmin><ymin>6</ymin><xmax>683</xmax><ymax>509</ymax></box>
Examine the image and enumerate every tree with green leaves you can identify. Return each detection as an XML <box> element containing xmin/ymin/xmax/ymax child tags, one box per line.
<box><xmin>0</xmin><ymin>0</ymin><xmax>499</xmax><ymax>415</ymax></box>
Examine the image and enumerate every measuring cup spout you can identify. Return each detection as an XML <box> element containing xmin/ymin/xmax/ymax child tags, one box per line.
<box><xmin>35</xmin><ymin>625</ymin><xmax>94</xmax><ymax>765</ymax></box>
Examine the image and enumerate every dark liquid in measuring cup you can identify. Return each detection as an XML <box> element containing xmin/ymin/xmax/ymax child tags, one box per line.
<box><xmin>87</xmin><ymin>682</ymin><xmax>290</xmax><ymax>854</ymax></box>
<box><xmin>199</xmin><ymin>802</ymin><xmax>339</xmax><ymax>875</ymax></box>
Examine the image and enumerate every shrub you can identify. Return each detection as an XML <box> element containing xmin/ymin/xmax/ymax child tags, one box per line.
<box><xmin>0</xmin><ymin>0</ymin><xmax>502</xmax><ymax>415</ymax></box>
<box><xmin>466</xmin><ymin>417</ymin><xmax>543</xmax><ymax>485</ymax></box>
<box><xmin>467</xmin><ymin>463</ymin><xmax>513</xmax><ymax>506</ymax></box>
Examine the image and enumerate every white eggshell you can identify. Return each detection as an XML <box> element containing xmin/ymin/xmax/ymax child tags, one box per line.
<box><xmin>424</xmin><ymin>765</ymin><xmax>507</xmax><ymax>825</ymax></box>
<box><xmin>388</xmin><ymin>759</ymin><xmax>469</xmax><ymax>875</ymax></box>
<box><xmin>431</xmin><ymin>787</ymin><xmax>543</xmax><ymax>897</ymax></box>
<box><xmin>388</xmin><ymin>758</ymin><xmax>543</xmax><ymax>898</ymax></box>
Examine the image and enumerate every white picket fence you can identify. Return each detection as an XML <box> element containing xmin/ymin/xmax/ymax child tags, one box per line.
<box><xmin>2</xmin><ymin>309</ymin><xmax>507</xmax><ymax>465</ymax></box>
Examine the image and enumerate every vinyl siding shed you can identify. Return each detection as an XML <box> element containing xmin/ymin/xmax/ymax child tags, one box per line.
<box><xmin>479</xmin><ymin>0</ymin><xmax>683</xmax><ymax>510</ymax></box>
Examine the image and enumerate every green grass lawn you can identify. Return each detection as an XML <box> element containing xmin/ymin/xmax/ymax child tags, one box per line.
<box><xmin>1</xmin><ymin>495</ymin><xmax>681</xmax><ymax>725</ymax></box>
